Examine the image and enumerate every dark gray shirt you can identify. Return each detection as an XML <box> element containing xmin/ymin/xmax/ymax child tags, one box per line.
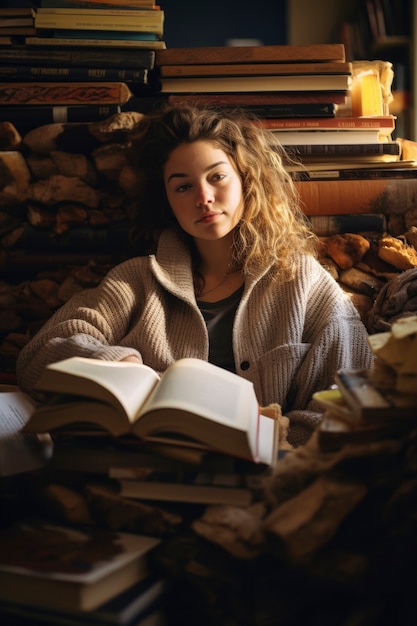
<box><xmin>197</xmin><ymin>285</ymin><xmax>244</xmax><ymax>373</ymax></box>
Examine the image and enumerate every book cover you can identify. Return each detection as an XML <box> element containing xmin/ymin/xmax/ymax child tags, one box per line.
<box><xmin>0</xmin><ymin>46</ymin><xmax>156</xmax><ymax>69</ymax></box>
<box><xmin>114</xmin><ymin>468</ymin><xmax>252</xmax><ymax>506</ymax></box>
<box><xmin>283</xmin><ymin>142</ymin><xmax>401</xmax><ymax>157</ymax></box>
<box><xmin>0</xmin><ymin>520</ymin><xmax>161</xmax><ymax>612</ymax></box>
<box><xmin>0</xmin><ymin>575</ymin><xmax>166</xmax><ymax>626</ymax></box>
<box><xmin>34</xmin><ymin>11</ymin><xmax>164</xmax><ymax>36</ymax></box>
<box><xmin>294</xmin><ymin>176</ymin><xmax>417</xmax><ymax>216</ymax></box>
<box><xmin>44</xmin><ymin>29</ymin><xmax>161</xmax><ymax>40</ymax></box>
<box><xmin>255</xmin><ymin>115</ymin><xmax>395</xmax><ymax>134</ymax></box>
<box><xmin>292</xmin><ymin>165</ymin><xmax>417</xmax><ymax>181</ymax></box>
<box><xmin>159</xmin><ymin>61</ymin><xmax>353</xmax><ymax>78</ymax></box>
<box><xmin>155</xmin><ymin>43</ymin><xmax>346</xmax><ymax>65</ymax></box>
<box><xmin>159</xmin><ymin>74</ymin><xmax>351</xmax><ymax>94</ymax></box>
<box><xmin>39</xmin><ymin>0</ymin><xmax>158</xmax><ymax>6</ymax></box>
<box><xmin>335</xmin><ymin>368</ymin><xmax>417</xmax><ymax>419</ymax></box>
<box><xmin>25</xmin><ymin>35</ymin><xmax>166</xmax><ymax>49</ymax></box>
<box><xmin>37</xmin><ymin>7</ymin><xmax>160</xmax><ymax>17</ymax></box>
<box><xmin>0</xmin><ymin>82</ymin><xmax>133</xmax><ymax>105</ymax></box>
<box><xmin>166</xmin><ymin>92</ymin><xmax>348</xmax><ymax>106</ymax></box>
<box><xmin>273</xmin><ymin>129</ymin><xmax>390</xmax><ymax>146</ymax></box>
<box><xmin>22</xmin><ymin>357</ymin><xmax>279</xmax><ymax>466</ymax></box>
<box><xmin>0</xmin><ymin>65</ymin><xmax>149</xmax><ymax>84</ymax></box>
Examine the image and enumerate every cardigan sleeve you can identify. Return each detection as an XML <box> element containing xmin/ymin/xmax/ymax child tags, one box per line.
<box><xmin>16</xmin><ymin>261</ymin><xmax>146</xmax><ymax>395</ymax></box>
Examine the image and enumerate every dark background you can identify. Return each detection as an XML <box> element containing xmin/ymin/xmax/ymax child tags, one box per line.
<box><xmin>4</xmin><ymin>0</ymin><xmax>288</xmax><ymax>48</ymax></box>
<box><xmin>162</xmin><ymin>0</ymin><xmax>287</xmax><ymax>48</ymax></box>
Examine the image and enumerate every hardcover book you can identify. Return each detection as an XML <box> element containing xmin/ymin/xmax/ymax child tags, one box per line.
<box><xmin>294</xmin><ymin>176</ymin><xmax>417</xmax><ymax>216</ymax></box>
<box><xmin>0</xmin><ymin>575</ymin><xmax>166</xmax><ymax>626</ymax></box>
<box><xmin>159</xmin><ymin>61</ymin><xmax>353</xmax><ymax>78</ymax></box>
<box><xmin>155</xmin><ymin>43</ymin><xmax>346</xmax><ymax>65</ymax></box>
<box><xmin>0</xmin><ymin>82</ymin><xmax>133</xmax><ymax>105</ymax></box>
<box><xmin>22</xmin><ymin>357</ymin><xmax>279</xmax><ymax>466</ymax></box>
<box><xmin>334</xmin><ymin>369</ymin><xmax>417</xmax><ymax>419</ymax></box>
<box><xmin>0</xmin><ymin>46</ymin><xmax>156</xmax><ymax>69</ymax></box>
<box><xmin>0</xmin><ymin>520</ymin><xmax>161</xmax><ymax>612</ymax></box>
<box><xmin>159</xmin><ymin>74</ymin><xmax>351</xmax><ymax>94</ymax></box>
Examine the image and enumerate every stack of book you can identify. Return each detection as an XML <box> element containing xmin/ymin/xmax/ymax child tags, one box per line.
<box><xmin>2</xmin><ymin>356</ymin><xmax>278</xmax><ymax>505</ymax></box>
<box><xmin>156</xmin><ymin>43</ymin><xmax>352</xmax><ymax>124</ymax></box>
<box><xmin>313</xmin><ymin>315</ymin><xmax>417</xmax><ymax>450</ymax></box>
<box><xmin>0</xmin><ymin>0</ymin><xmax>166</xmax><ymax>129</ymax></box>
<box><xmin>0</xmin><ymin>6</ymin><xmax>36</xmax><ymax>45</ymax></box>
<box><xmin>0</xmin><ymin>518</ymin><xmax>166</xmax><ymax>626</ymax></box>
<box><xmin>154</xmin><ymin>43</ymin><xmax>417</xmax><ymax>219</ymax></box>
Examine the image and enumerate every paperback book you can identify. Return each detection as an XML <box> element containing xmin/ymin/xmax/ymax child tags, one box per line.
<box><xmin>22</xmin><ymin>357</ymin><xmax>279</xmax><ymax>466</ymax></box>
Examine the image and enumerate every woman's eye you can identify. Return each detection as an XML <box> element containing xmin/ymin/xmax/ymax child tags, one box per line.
<box><xmin>176</xmin><ymin>183</ymin><xmax>191</xmax><ymax>192</ymax></box>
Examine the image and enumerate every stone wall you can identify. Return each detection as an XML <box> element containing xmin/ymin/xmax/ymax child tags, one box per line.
<box><xmin>1</xmin><ymin>113</ymin><xmax>417</xmax><ymax>380</ymax></box>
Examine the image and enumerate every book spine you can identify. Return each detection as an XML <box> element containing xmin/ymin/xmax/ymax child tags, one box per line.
<box><xmin>294</xmin><ymin>177</ymin><xmax>417</xmax><ymax>216</ymax></box>
<box><xmin>37</xmin><ymin>8</ymin><xmax>159</xmax><ymax>16</ymax></box>
<box><xmin>40</xmin><ymin>0</ymin><xmax>157</xmax><ymax>6</ymax></box>
<box><xmin>0</xmin><ymin>47</ymin><xmax>156</xmax><ymax>69</ymax></box>
<box><xmin>159</xmin><ymin>74</ymin><xmax>350</xmax><ymax>94</ymax></box>
<box><xmin>256</xmin><ymin>116</ymin><xmax>394</xmax><ymax>131</ymax></box>
<box><xmin>42</xmin><ymin>29</ymin><xmax>160</xmax><ymax>40</ymax></box>
<box><xmin>284</xmin><ymin>142</ymin><xmax>400</xmax><ymax>157</ymax></box>
<box><xmin>159</xmin><ymin>61</ymin><xmax>353</xmax><ymax>78</ymax></box>
<box><xmin>155</xmin><ymin>43</ymin><xmax>346</xmax><ymax>65</ymax></box>
<box><xmin>292</xmin><ymin>167</ymin><xmax>417</xmax><ymax>181</ymax></box>
<box><xmin>226</xmin><ymin>103</ymin><xmax>337</xmax><ymax>118</ymax></box>
<box><xmin>0</xmin><ymin>104</ymin><xmax>122</xmax><ymax>130</ymax></box>
<box><xmin>0</xmin><ymin>66</ymin><xmax>148</xmax><ymax>83</ymax></box>
<box><xmin>166</xmin><ymin>92</ymin><xmax>348</xmax><ymax>106</ymax></box>
<box><xmin>34</xmin><ymin>13</ymin><xmax>163</xmax><ymax>35</ymax></box>
<box><xmin>0</xmin><ymin>82</ymin><xmax>133</xmax><ymax>105</ymax></box>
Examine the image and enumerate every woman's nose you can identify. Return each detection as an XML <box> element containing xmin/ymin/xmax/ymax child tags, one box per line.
<box><xmin>196</xmin><ymin>183</ymin><xmax>214</xmax><ymax>207</ymax></box>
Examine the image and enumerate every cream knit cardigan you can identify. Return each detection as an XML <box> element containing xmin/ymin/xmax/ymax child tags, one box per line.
<box><xmin>17</xmin><ymin>230</ymin><xmax>373</xmax><ymax>446</ymax></box>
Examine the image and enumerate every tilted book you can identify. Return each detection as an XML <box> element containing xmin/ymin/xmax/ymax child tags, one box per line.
<box><xmin>335</xmin><ymin>368</ymin><xmax>417</xmax><ymax>419</ymax></box>
<box><xmin>22</xmin><ymin>357</ymin><xmax>279</xmax><ymax>466</ymax></box>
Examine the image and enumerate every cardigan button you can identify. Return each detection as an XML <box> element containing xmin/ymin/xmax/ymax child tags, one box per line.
<box><xmin>240</xmin><ymin>361</ymin><xmax>250</xmax><ymax>371</ymax></box>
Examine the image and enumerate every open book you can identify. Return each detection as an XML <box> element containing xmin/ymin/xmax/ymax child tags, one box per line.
<box><xmin>22</xmin><ymin>357</ymin><xmax>279</xmax><ymax>466</ymax></box>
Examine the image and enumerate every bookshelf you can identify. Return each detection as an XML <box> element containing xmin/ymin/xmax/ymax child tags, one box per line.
<box><xmin>287</xmin><ymin>0</ymin><xmax>416</xmax><ymax>140</ymax></box>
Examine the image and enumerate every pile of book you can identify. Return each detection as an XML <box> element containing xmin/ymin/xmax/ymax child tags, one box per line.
<box><xmin>2</xmin><ymin>356</ymin><xmax>279</xmax><ymax>505</ymax></box>
<box><xmin>314</xmin><ymin>314</ymin><xmax>417</xmax><ymax>450</ymax></box>
<box><xmin>0</xmin><ymin>0</ymin><xmax>167</xmax><ymax>129</ymax></box>
<box><xmin>0</xmin><ymin>517</ymin><xmax>167</xmax><ymax>626</ymax></box>
<box><xmin>154</xmin><ymin>42</ymin><xmax>417</xmax><ymax>220</ymax></box>
<box><xmin>0</xmin><ymin>5</ymin><xmax>36</xmax><ymax>45</ymax></box>
<box><xmin>0</xmin><ymin>355</ymin><xmax>281</xmax><ymax>623</ymax></box>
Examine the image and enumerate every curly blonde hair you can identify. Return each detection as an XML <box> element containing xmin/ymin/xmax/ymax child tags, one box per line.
<box><xmin>126</xmin><ymin>103</ymin><xmax>317</xmax><ymax>281</ymax></box>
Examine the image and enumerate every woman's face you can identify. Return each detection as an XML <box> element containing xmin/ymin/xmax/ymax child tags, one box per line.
<box><xmin>163</xmin><ymin>140</ymin><xmax>244</xmax><ymax>242</ymax></box>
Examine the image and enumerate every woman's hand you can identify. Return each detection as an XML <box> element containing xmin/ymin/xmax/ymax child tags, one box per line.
<box><xmin>120</xmin><ymin>355</ymin><xmax>142</xmax><ymax>364</ymax></box>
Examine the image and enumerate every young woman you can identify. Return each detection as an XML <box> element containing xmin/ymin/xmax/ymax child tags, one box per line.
<box><xmin>16</xmin><ymin>104</ymin><xmax>373</xmax><ymax>446</ymax></box>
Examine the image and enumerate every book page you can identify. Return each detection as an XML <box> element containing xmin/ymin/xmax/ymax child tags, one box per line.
<box><xmin>35</xmin><ymin>358</ymin><xmax>160</xmax><ymax>422</ymax></box>
<box><xmin>140</xmin><ymin>358</ymin><xmax>257</xmax><ymax>427</ymax></box>
<box><xmin>0</xmin><ymin>389</ymin><xmax>53</xmax><ymax>476</ymax></box>
<box><xmin>136</xmin><ymin>358</ymin><xmax>260</xmax><ymax>455</ymax></box>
